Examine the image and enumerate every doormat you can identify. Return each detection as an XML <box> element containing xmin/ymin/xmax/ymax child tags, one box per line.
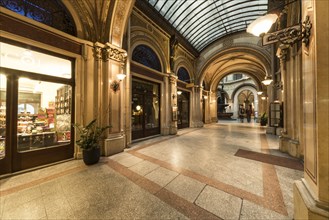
<box><xmin>235</xmin><ymin>149</ymin><xmax>303</xmax><ymax>171</ymax></box>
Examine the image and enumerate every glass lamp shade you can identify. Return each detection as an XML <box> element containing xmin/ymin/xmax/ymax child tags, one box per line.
<box><xmin>257</xmin><ymin>91</ymin><xmax>263</xmax><ymax>95</ymax></box>
<box><xmin>247</xmin><ymin>14</ymin><xmax>278</xmax><ymax>37</ymax></box>
<box><xmin>262</xmin><ymin>76</ymin><xmax>273</xmax><ymax>85</ymax></box>
<box><xmin>117</xmin><ymin>73</ymin><xmax>126</xmax><ymax>81</ymax></box>
<box><xmin>177</xmin><ymin>90</ymin><xmax>182</xmax><ymax>95</ymax></box>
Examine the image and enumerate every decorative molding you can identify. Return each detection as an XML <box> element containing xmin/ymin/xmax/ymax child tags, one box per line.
<box><xmin>93</xmin><ymin>43</ymin><xmax>103</xmax><ymax>61</ymax></box>
<box><xmin>103</xmin><ymin>43</ymin><xmax>127</xmax><ymax>62</ymax></box>
<box><xmin>276</xmin><ymin>44</ymin><xmax>290</xmax><ymax>62</ymax></box>
<box><xmin>169</xmin><ymin>74</ymin><xmax>178</xmax><ymax>84</ymax></box>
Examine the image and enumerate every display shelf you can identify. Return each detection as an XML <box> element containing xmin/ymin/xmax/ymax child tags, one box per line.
<box><xmin>55</xmin><ymin>85</ymin><xmax>71</xmax><ymax>115</ymax></box>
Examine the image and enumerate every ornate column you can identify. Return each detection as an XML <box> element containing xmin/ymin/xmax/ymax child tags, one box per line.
<box><xmin>101</xmin><ymin>43</ymin><xmax>128</xmax><ymax>156</ymax></box>
<box><xmin>168</xmin><ymin>74</ymin><xmax>178</xmax><ymax>135</ymax></box>
<box><xmin>277</xmin><ymin>45</ymin><xmax>295</xmax><ymax>154</ymax></box>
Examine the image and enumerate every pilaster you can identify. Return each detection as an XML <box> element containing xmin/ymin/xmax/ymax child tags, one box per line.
<box><xmin>190</xmin><ymin>85</ymin><xmax>204</xmax><ymax>128</ymax></box>
<box><xmin>93</xmin><ymin>42</ymin><xmax>128</xmax><ymax>156</ymax></box>
<box><xmin>293</xmin><ymin>0</ymin><xmax>329</xmax><ymax>219</ymax></box>
<box><xmin>168</xmin><ymin>74</ymin><xmax>178</xmax><ymax>135</ymax></box>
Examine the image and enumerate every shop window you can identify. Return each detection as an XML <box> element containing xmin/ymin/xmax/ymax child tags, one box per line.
<box><xmin>0</xmin><ymin>0</ymin><xmax>76</xmax><ymax>36</ymax></box>
<box><xmin>177</xmin><ymin>67</ymin><xmax>191</xmax><ymax>83</ymax></box>
<box><xmin>0</xmin><ymin>75</ymin><xmax>6</xmax><ymax>159</ymax></box>
<box><xmin>132</xmin><ymin>45</ymin><xmax>162</xmax><ymax>72</ymax></box>
<box><xmin>17</xmin><ymin>79</ymin><xmax>72</xmax><ymax>152</ymax></box>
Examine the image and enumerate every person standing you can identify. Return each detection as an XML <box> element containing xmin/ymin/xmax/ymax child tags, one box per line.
<box><xmin>246</xmin><ymin>105</ymin><xmax>252</xmax><ymax>123</ymax></box>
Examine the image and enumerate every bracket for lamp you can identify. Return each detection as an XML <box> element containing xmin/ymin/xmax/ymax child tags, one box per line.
<box><xmin>262</xmin><ymin>16</ymin><xmax>312</xmax><ymax>47</ymax></box>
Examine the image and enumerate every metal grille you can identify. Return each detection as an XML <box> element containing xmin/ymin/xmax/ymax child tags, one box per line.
<box><xmin>0</xmin><ymin>0</ymin><xmax>76</xmax><ymax>36</ymax></box>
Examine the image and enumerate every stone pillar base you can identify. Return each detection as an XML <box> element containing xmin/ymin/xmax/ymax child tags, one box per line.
<box><xmin>279</xmin><ymin>136</ymin><xmax>301</xmax><ymax>158</ymax></box>
<box><xmin>191</xmin><ymin>121</ymin><xmax>204</xmax><ymax>128</ymax></box>
<box><xmin>169</xmin><ymin>125</ymin><xmax>177</xmax><ymax>135</ymax></box>
<box><xmin>103</xmin><ymin>134</ymin><xmax>125</xmax><ymax>156</ymax></box>
<box><xmin>294</xmin><ymin>180</ymin><xmax>329</xmax><ymax>220</ymax></box>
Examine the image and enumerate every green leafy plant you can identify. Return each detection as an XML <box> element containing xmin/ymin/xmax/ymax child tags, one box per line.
<box><xmin>73</xmin><ymin>119</ymin><xmax>111</xmax><ymax>150</ymax></box>
<box><xmin>260</xmin><ymin>112</ymin><xmax>268</xmax><ymax>126</ymax></box>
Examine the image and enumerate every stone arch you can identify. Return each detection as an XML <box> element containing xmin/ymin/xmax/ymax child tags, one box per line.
<box><xmin>130</xmin><ymin>30</ymin><xmax>169</xmax><ymax>73</ymax></box>
<box><xmin>109</xmin><ymin>0</ymin><xmax>135</xmax><ymax>47</ymax></box>
<box><xmin>198</xmin><ymin>46</ymin><xmax>270</xmax><ymax>90</ymax></box>
<box><xmin>232</xmin><ymin>85</ymin><xmax>259</xmax><ymax>119</ymax></box>
<box><xmin>175</xmin><ymin>53</ymin><xmax>194</xmax><ymax>81</ymax></box>
<box><xmin>61</xmin><ymin>1</ymin><xmax>85</xmax><ymax>38</ymax></box>
<box><xmin>231</xmin><ymin>83</ymin><xmax>258</xmax><ymax>100</ymax></box>
<box><xmin>211</xmin><ymin>71</ymin><xmax>264</xmax><ymax>96</ymax></box>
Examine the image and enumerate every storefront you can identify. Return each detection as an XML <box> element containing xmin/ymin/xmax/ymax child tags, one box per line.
<box><xmin>131</xmin><ymin>77</ymin><xmax>160</xmax><ymax>140</ymax></box>
<box><xmin>0</xmin><ymin>41</ymin><xmax>75</xmax><ymax>174</ymax></box>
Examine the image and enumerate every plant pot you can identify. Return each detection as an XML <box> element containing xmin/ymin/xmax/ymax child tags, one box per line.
<box><xmin>260</xmin><ymin>120</ymin><xmax>267</xmax><ymax>126</ymax></box>
<box><xmin>82</xmin><ymin>148</ymin><xmax>100</xmax><ymax>165</ymax></box>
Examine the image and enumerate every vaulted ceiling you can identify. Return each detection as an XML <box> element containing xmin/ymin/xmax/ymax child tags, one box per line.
<box><xmin>146</xmin><ymin>0</ymin><xmax>268</xmax><ymax>52</ymax></box>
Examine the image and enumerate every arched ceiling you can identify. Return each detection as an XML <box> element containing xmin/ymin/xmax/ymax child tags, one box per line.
<box><xmin>146</xmin><ymin>0</ymin><xmax>268</xmax><ymax>52</ymax></box>
<box><xmin>200</xmin><ymin>47</ymin><xmax>270</xmax><ymax>92</ymax></box>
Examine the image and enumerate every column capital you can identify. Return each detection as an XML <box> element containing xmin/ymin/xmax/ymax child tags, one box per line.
<box><xmin>168</xmin><ymin>74</ymin><xmax>178</xmax><ymax>84</ymax></box>
<box><xmin>102</xmin><ymin>43</ymin><xmax>127</xmax><ymax>63</ymax></box>
<box><xmin>276</xmin><ymin>44</ymin><xmax>290</xmax><ymax>62</ymax></box>
<box><xmin>93</xmin><ymin>42</ymin><xmax>103</xmax><ymax>61</ymax></box>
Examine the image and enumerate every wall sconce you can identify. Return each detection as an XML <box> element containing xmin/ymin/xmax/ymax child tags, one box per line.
<box><xmin>177</xmin><ymin>90</ymin><xmax>182</xmax><ymax>95</ymax></box>
<box><xmin>257</xmin><ymin>91</ymin><xmax>263</xmax><ymax>95</ymax></box>
<box><xmin>261</xmin><ymin>96</ymin><xmax>267</xmax><ymax>100</ymax></box>
<box><xmin>110</xmin><ymin>74</ymin><xmax>126</xmax><ymax>93</ymax></box>
<box><xmin>248</xmin><ymin>13</ymin><xmax>312</xmax><ymax>47</ymax></box>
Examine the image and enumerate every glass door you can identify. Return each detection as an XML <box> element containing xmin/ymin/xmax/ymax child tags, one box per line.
<box><xmin>177</xmin><ymin>91</ymin><xmax>190</xmax><ymax>129</ymax></box>
<box><xmin>132</xmin><ymin>78</ymin><xmax>160</xmax><ymax>140</ymax></box>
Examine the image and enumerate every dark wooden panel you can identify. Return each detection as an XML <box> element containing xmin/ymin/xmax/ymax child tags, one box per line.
<box><xmin>177</xmin><ymin>81</ymin><xmax>192</xmax><ymax>91</ymax></box>
<box><xmin>131</xmin><ymin>63</ymin><xmax>164</xmax><ymax>81</ymax></box>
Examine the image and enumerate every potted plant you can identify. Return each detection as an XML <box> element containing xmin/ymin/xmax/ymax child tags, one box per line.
<box><xmin>73</xmin><ymin>119</ymin><xmax>111</xmax><ymax>165</ymax></box>
<box><xmin>260</xmin><ymin>112</ymin><xmax>268</xmax><ymax>126</ymax></box>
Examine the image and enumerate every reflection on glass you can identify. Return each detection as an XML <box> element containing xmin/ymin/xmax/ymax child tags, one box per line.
<box><xmin>0</xmin><ymin>74</ymin><xmax>6</xmax><ymax>159</ymax></box>
<box><xmin>17</xmin><ymin>78</ymin><xmax>72</xmax><ymax>152</ymax></box>
<box><xmin>0</xmin><ymin>42</ymin><xmax>72</xmax><ymax>79</ymax></box>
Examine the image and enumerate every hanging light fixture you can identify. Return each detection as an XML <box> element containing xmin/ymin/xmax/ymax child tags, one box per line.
<box><xmin>247</xmin><ymin>14</ymin><xmax>278</xmax><ymax>37</ymax></box>
<box><xmin>262</xmin><ymin>76</ymin><xmax>273</xmax><ymax>86</ymax></box>
<box><xmin>257</xmin><ymin>91</ymin><xmax>263</xmax><ymax>95</ymax></box>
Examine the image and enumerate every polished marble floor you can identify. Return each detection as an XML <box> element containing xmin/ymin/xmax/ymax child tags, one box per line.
<box><xmin>0</xmin><ymin>121</ymin><xmax>303</xmax><ymax>219</ymax></box>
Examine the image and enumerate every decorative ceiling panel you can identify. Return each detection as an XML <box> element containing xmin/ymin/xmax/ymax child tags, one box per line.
<box><xmin>146</xmin><ymin>0</ymin><xmax>268</xmax><ymax>52</ymax></box>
